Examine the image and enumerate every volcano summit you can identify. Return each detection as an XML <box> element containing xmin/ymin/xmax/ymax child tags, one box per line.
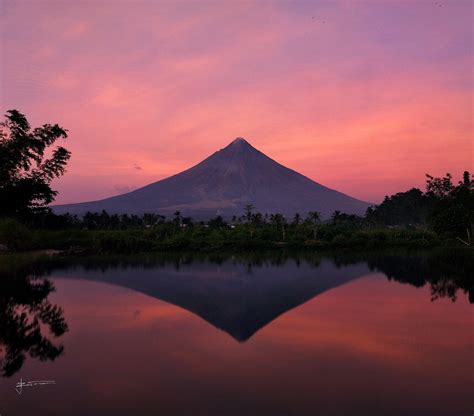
<box><xmin>54</xmin><ymin>138</ymin><xmax>370</xmax><ymax>219</ymax></box>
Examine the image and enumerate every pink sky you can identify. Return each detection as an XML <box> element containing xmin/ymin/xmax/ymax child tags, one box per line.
<box><xmin>1</xmin><ymin>0</ymin><xmax>472</xmax><ymax>204</ymax></box>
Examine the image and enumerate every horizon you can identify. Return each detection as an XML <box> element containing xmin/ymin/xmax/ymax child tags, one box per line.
<box><xmin>1</xmin><ymin>0</ymin><xmax>472</xmax><ymax>205</ymax></box>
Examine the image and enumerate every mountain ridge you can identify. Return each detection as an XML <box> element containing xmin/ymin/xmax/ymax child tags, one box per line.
<box><xmin>54</xmin><ymin>137</ymin><xmax>371</xmax><ymax>219</ymax></box>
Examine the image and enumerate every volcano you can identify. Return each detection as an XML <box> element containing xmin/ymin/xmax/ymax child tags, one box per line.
<box><xmin>54</xmin><ymin>138</ymin><xmax>370</xmax><ymax>219</ymax></box>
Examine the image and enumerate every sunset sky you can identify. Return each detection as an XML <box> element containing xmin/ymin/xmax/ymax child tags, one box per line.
<box><xmin>1</xmin><ymin>0</ymin><xmax>472</xmax><ymax>204</ymax></box>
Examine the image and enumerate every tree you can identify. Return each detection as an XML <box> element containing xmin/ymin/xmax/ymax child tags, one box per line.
<box><xmin>244</xmin><ymin>204</ymin><xmax>254</xmax><ymax>223</ymax></box>
<box><xmin>365</xmin><ymin>188</ymin><xmax>431</xmax><ymax>225</ymax></box>
<box><xmin>0</xmin><ymin>110</ymin><xmax>70</xmax><ymax>218</ymax></box>
<box><xmin>292</xmin><ymin>213</ymin><xmax>301</xmax><ymax>226</ymax></box>
<box><xmin>463</xmin><ymin>170</ymin><xmax>470</xmax><ymax>187</ymax></box>
<box><xmin>331</xmin><ymin>210</ymin><xmax>364</xmax><ymax>227</ymax></box>
<box><xmin>425</xmin><ymin>173</ymin><xmax>454</xmax><ymax>198</ymax></box>
<box><xmin>251</xmin><ymin>212</ymin><xmax>264</xmax><ymax>226</ymax></box>
<box><xmin>270</xmin><ymin>213</ymin><xmax>286</xmax><ymax>241</ymax></box>
<box><xmin>427</xmin><ymin>172</ymin><xmax>473</xmax><ymax>241</ymax></box>
<box><xmin>208</xmin><ymin>215</ymin><xmax>227</xmax><ymax>229</ymax></box>
<box><xmin>173</xmin><ymin>211</ymin><xmax>182</xmax><ymax>227</ymax></box>
<box><xmin>307</xmin><ymin>211</ymin><xmax>321</xmax><ymax>240</ymax></box>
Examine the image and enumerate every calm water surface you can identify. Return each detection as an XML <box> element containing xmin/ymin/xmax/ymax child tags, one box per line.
<box><xmin>0</xmin><ymin>250</ymin><xmax>472</xmax><ymax>415</ymax></box>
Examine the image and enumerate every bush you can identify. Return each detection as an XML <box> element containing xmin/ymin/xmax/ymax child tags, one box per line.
<box><xmin>92</xmin><ymin>231</ymin><xmax>154</xmax><ymax>253</ymax></box>
<box><xmin>0</xmin><ymin>218</ymin><xmax>31</xmax><ymax>250</ymax></box>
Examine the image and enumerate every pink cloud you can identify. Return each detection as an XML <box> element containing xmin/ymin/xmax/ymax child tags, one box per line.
<box><xmin>1</xmin><ymin>0</ymin><xmax>471</xmax><ymax>204</ymax></box>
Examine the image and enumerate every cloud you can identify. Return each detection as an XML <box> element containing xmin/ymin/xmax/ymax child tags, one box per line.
<box><xmin>2</xmin><ymin>1</ymin><xmax>471</xmax><ymax>204</ymax></box>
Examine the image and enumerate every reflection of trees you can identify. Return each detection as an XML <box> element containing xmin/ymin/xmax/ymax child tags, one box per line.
<box><xmin>321</xmin><ymin>249</ymin><xmax>472</xmax><ymax>303</ymax></box>
<box><xmin>42</xmin><ymin>248</ymin><xmax>472</xmax><ymax>304</ymax></box>
<box><xmin>365</xmin><ymin>250</ymin><xmax>474</xmax><ymax>303</ymax></box>
<box><xmin>41</xmin><ymin>250</ymin><xmax>323</xmax><ymax>272</ymax></box>
<box><xmin>0</xmin><ymin>257</ymin><xmax>68</xmax><ymax>377</ymax></box>
<box><xmin>429</xmin><ymin>279</ymin><xmax>459</xmax><ymax>302</ymax></box>
<box><xmin>0</xmin><ymin>248</ymin><xmax>469</xmax><ymax>376</ymax></box>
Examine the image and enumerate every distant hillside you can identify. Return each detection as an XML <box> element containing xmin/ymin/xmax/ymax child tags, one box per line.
<box><xmin>53</xmin><ymin>138</ymin><xmax>370</xmax><ymax>219</ymax></box>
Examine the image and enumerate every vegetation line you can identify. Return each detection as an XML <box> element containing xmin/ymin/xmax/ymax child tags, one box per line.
<box><xmin>1</xmin><ymin>110</ymin><xmax>472</xmax><ymax>254</ymax></box>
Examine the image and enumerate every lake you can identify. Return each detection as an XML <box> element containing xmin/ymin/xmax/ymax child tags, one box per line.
<box><xmin>0</xmin><ymin>249</ymin><xmax>472</xmax><ymax>415</ymax></box>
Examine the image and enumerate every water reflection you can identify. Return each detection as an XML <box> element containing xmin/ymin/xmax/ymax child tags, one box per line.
<box><xmin>366</xmin><ymin>251</ymin><xmax>473</xmax><ymax>303</ymax></box>
<box><xmin>45</xmin><ymin>248</ymin><xmax>473</xmax><ymax>304</ymax></box>
<box><xmin>0</xmin><ymin>249</ymin><xmax>471</xmax><ymax>378</ymax></box>
<box><xmin>0</xmin><ymin>256</ymin><xmax>68</xmax><ymax>377</ymax></box>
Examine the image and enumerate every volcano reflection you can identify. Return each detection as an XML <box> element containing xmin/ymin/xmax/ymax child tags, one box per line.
<box><xmin>0</xmin><ymin>249</ymin><xmax>471</xmax><ymax>378</ymax></box>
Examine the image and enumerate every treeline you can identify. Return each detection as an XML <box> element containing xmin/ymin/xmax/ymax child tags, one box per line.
<box><xmin>0</xmin><ymin>173</ymin><xmax>472</xmax><ymax>253</ymax></box>
<box><xmin>0</xmin><ymin>171</ymin><xmax>472</xmax><ymax>253</ymax></box>
<box><xmin>366</xmin><ymin>171</ymin><xmax>473</xmax><ymax>241</ymax></box>
<box><xmin>24</xmin><ymin>209</ymin><xmax>329</xmax><ymax>231</ymax></box>
<box><xmin>0</xmin><ymin>211</ymin><xmax>445</xmax><ymax>253</ymax></box>
<box><xmin>12</xmin><ymin>171</ymin><xmax>473</xmax><ymax>237</ymax></box>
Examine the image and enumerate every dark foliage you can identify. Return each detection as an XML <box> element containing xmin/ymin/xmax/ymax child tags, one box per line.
<box><xmin>426</xmin><ymin>172</ymin><xmax>473</xmax><ymax>239</ymax></box>
<box><xmin>366</xmin><ymin>172</ymin><xmax>473</xmax><ymax>241</ymax></box>
<box><xmin>365</xmin><ymin>188</ymin><xmax>432</xmax><ymax>225</ymax></box>
<box><xmin>0</xmin><ymin>110</ymin><xmax>70</xmax><ymax>218</ymax></box>
<box><xmin>0</xmin><ymin>255</ymin><xmax>68</xmax><ymax>377</ymax></box>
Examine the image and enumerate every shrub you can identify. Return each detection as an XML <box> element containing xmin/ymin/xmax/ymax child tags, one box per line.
<box><xmin>0</xmin><ymin>217</ymin><xmax>31</xmax><ymax>250</ymax></box>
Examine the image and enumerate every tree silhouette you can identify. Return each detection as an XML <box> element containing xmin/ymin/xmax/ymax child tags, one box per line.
<box><xmin>307</xmin><ymin>211</ymin><xmax>321</xmax><ymax>240</ymax></box>
<box><xmin>463</xmin><ymin>170</ymin><xmax>470</xmax><ymax>187</ymax></box>
<box><xmin>427</xmin><ymin>172</ymin><xmax>473</xmax><ymax>239</ymax></box>
<box><xmin>270</xmin><ymin>213</ymin><xmax>286</xmax><ymax>241</ymax></box>
<box><xmin>243</xmin><ymin>204</ymin><xmax>254</xmax><ymax>224</ymax></box>
<box><xmin>0</xmin><ymin>259</ymin><xmax>68</xmax><ymax>377</ymax></box>
<box><xmin>173</xmin><ymin>211</ymin><xmax>182</xmax><ymax>226</ymax></box>
<box><xmin>365</xmin><ymin>188</ymin><xmax>431</xmax><ymax>225</ymax></box>
<box><xmin>366</xmin><ymin>250</ymin><xmax>473</xmax><ymax>303</ymax></box>
<box><xmin>292</xmin><ymin>213</ymin><xmax>301</xmax><ymax>226</ymax></box>
<box><xmin>0</xmin><ymin>110</ymin><xmax>70</xmax><ymax>218</ymax></box>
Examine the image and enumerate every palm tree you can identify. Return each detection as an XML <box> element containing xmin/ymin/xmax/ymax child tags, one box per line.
<box><xmin>270</xmin><ymin>213</ymin><xmax>286</xmax><ymax>241</ymax></box>
<box><xmin>252</xmin><ymin>212</ymin><xmax>263</xmax><ymax>226</ymax></box>
<box><xmin>173</xmin><ymin>211</ymin><xmax>182</xmax><ymax>228</ymax></box>
<box><xmin>244</xmin><ymin>204</ymin><xmax>254</xmax><ymax>223</ymax></box>
<box><xmin>308</xmin><ymin>211</ymin><xmax>321</xmax><ymax>240</ymax></box>
<box><xmin>293</xmin><ymin>213</ymin><xmax>301</xmax><ymax>226</ymax></box>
